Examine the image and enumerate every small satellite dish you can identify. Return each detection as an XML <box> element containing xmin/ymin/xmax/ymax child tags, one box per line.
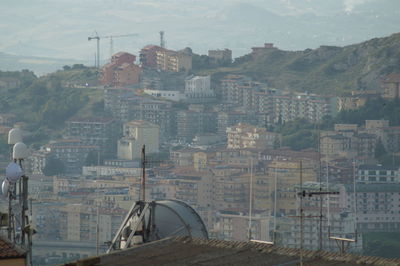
<box><xmin>8</xmin><ymin>128</ymin><xmax>22</xmax><ymax>145</ymax></box>
<box><xmin>13</xmin><ymin>142</ymin><xmax>28</xmax><ymax>160</ymax></box>
<box><xmin>1</xmin><ymin>179</ymin><xmax>9</xmax><ymax>195</ymax></box>
<box><xmin>6</xmin><ymin>162</ymin><xmax>23</xmax><ymax>183</ymax></box>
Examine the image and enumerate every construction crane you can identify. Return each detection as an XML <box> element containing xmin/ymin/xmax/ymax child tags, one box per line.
<box><xmin>88</xmin><ymin>32</ymin><xmax>139</xmax><ymax>68</ymax></box>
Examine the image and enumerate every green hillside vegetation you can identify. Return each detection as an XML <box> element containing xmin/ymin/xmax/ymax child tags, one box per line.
<box><xmin>196</xmin><ymin>32</ymin><xmax>400</xmax><ymax>95</ymax></box>
<box><xmin>0</xmin><ymin>66</ymin><xmax>103</xmax><ymax>147</ymax></box>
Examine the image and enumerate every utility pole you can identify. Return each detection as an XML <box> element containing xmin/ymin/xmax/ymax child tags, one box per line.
<box><xmin>248</xmin><ymin>158</ymin><xmax>253</xmax><ymax>241</ymax></box>
<box><xmin>299</xmin><ymin>161</ymin><xmax>303</xmax><ymax>266</ymax></box>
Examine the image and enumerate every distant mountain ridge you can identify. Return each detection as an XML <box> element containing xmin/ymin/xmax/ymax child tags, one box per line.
<box><xmin>0</xmin><ymin>52</ymin><xmax>90</xmax><ymax>75</ymax></box>
<box><xmin>206</xmin><ymin>32</ymin><xmax>400</xmax><ymax>95</ymax></box>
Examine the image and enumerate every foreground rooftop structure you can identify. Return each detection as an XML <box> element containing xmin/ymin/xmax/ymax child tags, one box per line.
<box><xmin>65</xmin><ymin>236</ymin><xmax>400</xmax><ymax>266</ymax></box>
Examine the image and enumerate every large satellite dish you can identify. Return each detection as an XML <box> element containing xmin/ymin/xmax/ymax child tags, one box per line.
<box><xmin>107</xmin><ymin>199</ymin><xmax>208</xmax><ymax>253</ymax></box>
<box><xmin>6</xmin><ymin>162</ymin><xmax>23</xmax><ymax>183</ymax></box>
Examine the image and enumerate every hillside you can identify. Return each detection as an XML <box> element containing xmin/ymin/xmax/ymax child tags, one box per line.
<box><xmin>197</xmin><ymin>32</ymin><xmax>400</xmax><ymax>95</ymax></box>
<box><xmin>0</xmin><ymin>66</ymin><xmax>103</xmax><ymax>148</ymax></box>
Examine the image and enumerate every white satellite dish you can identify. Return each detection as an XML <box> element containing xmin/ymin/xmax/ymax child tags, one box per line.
<box><xmin>1</xmin><ymin>179</ymin><xmax>9</xmax><ymax>195</ymax></box>
<box><xmin>13</xmin><ymin>142</ymin><xmax>28</xmax><ymax>160</ymax></box>
<box><xmin>6</xmin><ymin>162</ymin><xmax>23</xmax><ymax>183</ymax></box>
<box><xmin>8</xmin><ymin>128</ymin><xmax>22</xmax><ymax>145</ymax></box>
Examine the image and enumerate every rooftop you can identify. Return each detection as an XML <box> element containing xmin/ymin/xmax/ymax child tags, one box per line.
<box><xmin>65</xmin><ymin>236</ymin><xmax>400</xmax><ymax>266</ymax></box>
<box><xmin>0</xmin><ymin>236</ymin><xmax>26</xmax><ymax>259</ymax></box>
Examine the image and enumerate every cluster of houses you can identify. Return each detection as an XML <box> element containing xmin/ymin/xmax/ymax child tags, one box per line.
<box><xmin>0</xmin><ymin>42</ymin><xmax>400</xmax><ymax>261</ymax></box>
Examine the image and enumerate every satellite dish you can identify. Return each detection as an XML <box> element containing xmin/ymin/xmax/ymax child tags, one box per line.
<box><xmin>108</xmin><ymin>199</ymin><xmax>208</xmax><ymax>253</ymax></box>
<box><xmin>6</xmin><ymin>162</ymin><xmax>23</xmax><ymax>183</ymax></box>
<box><xmin>1</xmin><ymin>179</ymin><xmax>9</xmax><ymax>195</ymax></box>
<box><xmin>13</xmin><ymin>142</ymin><xmax>28</xmax><ymax>160</ymax></box>
<box><xmin>8</xmin><ymin>128</ymin><xmax>22</xmax><ymax>144</ymax></box>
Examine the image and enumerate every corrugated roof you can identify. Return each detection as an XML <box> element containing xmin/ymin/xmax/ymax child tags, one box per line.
<box><xmin>65</xmin><ymin>236</ymin><xmax>400</xmax><ymax>266</ymax></box>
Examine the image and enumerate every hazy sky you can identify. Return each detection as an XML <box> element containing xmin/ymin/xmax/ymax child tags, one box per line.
<box><xmin>1</xmin><ymin>0</ymin><xmax>399</xmax><ymax>62</ymax></box>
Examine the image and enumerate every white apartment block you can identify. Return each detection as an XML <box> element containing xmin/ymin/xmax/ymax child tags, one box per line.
<box><xmin>184</xmin><ymin>75</ymin><xmax>215</xmax><ymax>101</ymax></box>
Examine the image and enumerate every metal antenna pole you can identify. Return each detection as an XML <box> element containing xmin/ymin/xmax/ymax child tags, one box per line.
<box><xmin>273</xmin><ymin>166</ymin><xmax>277</xmax><ymax>242</ymax></box>
<box><xmin>248</xmin><ymin>158</ymin><xmax>253</xmax><ymax>241</ymax></box>
<box><xmin>299</xmin><ymin>160</ymin><xmax>304</xmax><ymax>266</ymax></box>
<box><xmin>141</xmin><ymin>145</ymin><xmax>146</xmax><ymax>202</ymax></box>
<box><xmin>353</xmin><ymin>160</ymin><xmax>358</xmax><ymax>242</ymax></box>
<box><xmin>318</xmin><ymin>127</ymin><xmax>323</xmax><ymax>251</ymax></box>
<box><xmin>96</xmin><ymin>206</ymin><xmax>100</xmax><ymax>255</ymax></box>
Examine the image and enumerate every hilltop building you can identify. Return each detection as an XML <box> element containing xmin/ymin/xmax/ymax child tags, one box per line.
<box><xmin>139</xmin><ymin>45</ymin><xmax>167</xmax><ymax>68</ymax></box>
<box><xmin>208</xmin><ymin>49</ymin><xmax>232</xmax><ymax>63</ymax></box>
<box><xmin>156</xmin><ymin>48</ymin><xmax>192</xmax><ymax>72</ymax></box>
<box><xmin>100</xmin><ymin>52</ymin><xmax>141</xmax><ymax>87</ymax></box>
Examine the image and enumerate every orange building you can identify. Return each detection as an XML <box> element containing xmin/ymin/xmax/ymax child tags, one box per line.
<box><xmin>100</xmin><ymin>52</ymin><xmax>141</xmax><ymax>87</ymax></box>
<box><xmin>140</xmin><ymin>45</ymin><xmax>167</xmax><ymax>68</ymax></box>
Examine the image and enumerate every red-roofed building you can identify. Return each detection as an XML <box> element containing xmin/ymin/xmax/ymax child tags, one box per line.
<box><xmin>100</xmin><ymin>52</ymin><xmax>141</xmax><ymax>87</ymax></box>
<box><xmin>140</xmin><ymin>45</ymin><xmax>167</xmax><ymax>68</ymax></box>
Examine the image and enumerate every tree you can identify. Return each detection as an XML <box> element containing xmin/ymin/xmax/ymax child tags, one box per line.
<box><xmin>42</xmin><ymin>157</ymin><xmax>65</xmax><ymax>176</ymax></box>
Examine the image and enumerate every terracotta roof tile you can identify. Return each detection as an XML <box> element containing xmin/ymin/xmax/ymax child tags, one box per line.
<box><xmin>0</xmin><ymin>236</ymin><xmax>26</xmax><ymax>259</ymax></box>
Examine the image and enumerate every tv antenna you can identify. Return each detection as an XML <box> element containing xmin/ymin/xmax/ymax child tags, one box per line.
<box><xmin>328</xmin><ymin>160</ymin><xmax>358</xmax><ymax>254</ymax></box>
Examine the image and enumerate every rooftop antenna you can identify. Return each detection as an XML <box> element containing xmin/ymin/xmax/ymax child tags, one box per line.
<box><xmin>248</xmin><ymin>158</ymin><xmax>253</xmax><ymax>241</ymax></box>
<box><xmin>249</xmin><ymin>158</ymin><xmax>274</xmax><ymax>245</ymax></box>
<box><xmin>328</xmin><ymin>159</ymin><xmax>358</xmax><ymax>254</ymax></box>
<box><xmin>159</xmin><ymin>31</ymin><xmax>165</xmax><ymax>48</ymax></box>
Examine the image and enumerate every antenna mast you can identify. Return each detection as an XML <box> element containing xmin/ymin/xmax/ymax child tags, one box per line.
<box><xmin>141</xmin><ymin>145</ymin><xmax>146</xmax><ymax>202</ymax></box>
<box><xmin>248</xmin><ymin>158</ymin><xmax>253</xmax><ymax>241</ymax></box>
<box><xmin>159</xmin><ymin>31</ymin><xmax>165</xmax><ymax>48</ymax></box>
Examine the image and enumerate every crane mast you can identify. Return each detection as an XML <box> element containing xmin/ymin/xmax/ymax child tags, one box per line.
<box><xmin>88</xmin><ymin>32</ymin><xmax>138</xmax><ymax>67</ymax></box>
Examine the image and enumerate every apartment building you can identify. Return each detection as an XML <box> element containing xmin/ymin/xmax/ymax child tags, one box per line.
<box><xmin>100</xmin><ymin>52</ymin><xmax>141</xmax><ymax>87</ymax></box>
<box><xmin>220</xmin><ymin>75</ymin><xmax>254</xmax><ymax>105</ymax></box>
<box><xmin>104</xmin><ymin>87</ymin><xmax>137</xmax><ymax>122</ymax></box>
<box><xmin>365</xmin><ymin>119</ymin><xmax>400</xmax><ymax>153</ymax></box>
<box><xmin>156</xmin><ymin>49</ymin><xmax>192</xmax><ymax>72</ymax></box>
<box><xmin>216</xmin><ymin>210</ymin><xmax>271</xmax><ymax>242</ymax></box>
<box><xmin>44</xmin><ymin>139</ymin><xmax>99</xmax><ymax>174</ymax></box>
<box><xmin>320</xmin><ymin>124</ymin><xmax>377</xmax><ymax>162</ymax></box>
<box><xmin>117</xmin><ymin>120</ymin><xmax>160</xmax><ymax>160</ymax></box>
<box><xmin>226</xmin><ymin>123</ymin><xmax>281</xmax><ymax>150</ymax></box>
<box><xmin>273</xmin><ymin>93</ymin><xmax>337</xmax><ymax>123</ymax></box>
<box><xmin>217</xmin><ymin>111</ymin><xmax>258</xmax><ymax>136</ymax></box>
<box><xmin>58</xmin><ymin>204</ymin><xmax>125</xmax><ymax>243</ymax></box>
<box><xmin>176</xmin><ymin>105</ymin><xmax>217</xmax><ymax>142</ymax></box>
<box><xmin>344</xmin><ymin>183</ymin><xmax>400</xmax><ymax>232</ymax></box>
<box><xmin>184</xmin><ymin>75</ymin><xmax>215</xmax><ymax>103</ymax></box>
<box><xmin>357</xmin><ymin>164</ymin><xmax>399</xmax><ymax>183</ymax></box>
<box><xmin>135</xmin><ymin>99</ymin><xmax>176</xmax><ymax>141</ymax></box>
<box><xmin>65</xmin><ymin>117</ymin><xmax>120</xmax><ymax>156</ymax></box>
<box><xmin>139</xmin><ymin>45</ymin><xmax>167</xmax><ymax>68</ymax></box>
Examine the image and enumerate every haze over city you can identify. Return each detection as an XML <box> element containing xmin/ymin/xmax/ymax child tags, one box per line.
<box><xmin>1</xmin><ymin>1</ymin><xmax>400</xmax><ymax>265</ymax></box>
